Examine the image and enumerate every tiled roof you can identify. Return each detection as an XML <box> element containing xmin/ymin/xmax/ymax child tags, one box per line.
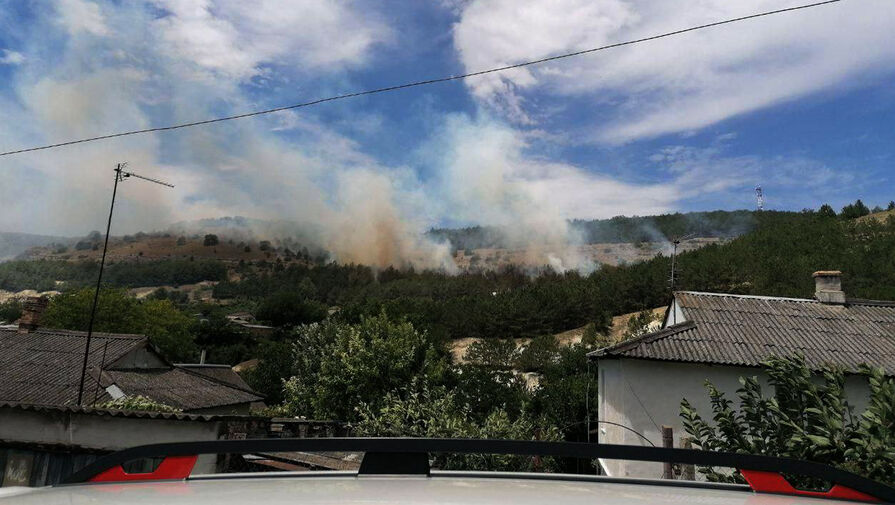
<box><xmin>103</xmin><ymin>367</ymin><xmax>262</xmax><ymax>410</ymax></box>
<box><xmin>590</xmin><ymin>291</ymin><xmax>895</xmax><ymax>374</ymax></box>
<box><xmin>0</xmin><ymin>328</ymin><xmax>146</xmax><ymax>406</ymax></box>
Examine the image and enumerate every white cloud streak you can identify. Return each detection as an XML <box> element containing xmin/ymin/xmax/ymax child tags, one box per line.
<box><xmin>453</xmin><ymin>0</ymin><xmax>895</xmax><ymax>142</ymax></box>
<box><xmin>0</xmin><ymin>50</ymin><xmax>25</xmax><ymax>65</ymax></box>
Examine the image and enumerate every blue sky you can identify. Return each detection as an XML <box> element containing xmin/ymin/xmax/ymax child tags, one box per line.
<box><xmin>1</xmin><ymin>0</ymin><xmax>894</xmax><ymax>266</ymax></box>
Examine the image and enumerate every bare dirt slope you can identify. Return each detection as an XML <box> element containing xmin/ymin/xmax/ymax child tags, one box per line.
<box><xmin>21</xmin><ymin>235</ymin><xmax>285</xmax><ymax>263</ymax></box>
<box><xmin>449</xmin><ymin>306</ymin><xmax>668</xmax><ymax>364</ymax></box>
<box><xmin>859</xmin><ymin>209</ymin><xmax>895</xmax><ymax>224</ymax></box>
<box><xmin>452</xmin><ymin>238</ymin><xmax>723</xmax><ymax>270</ymax></box>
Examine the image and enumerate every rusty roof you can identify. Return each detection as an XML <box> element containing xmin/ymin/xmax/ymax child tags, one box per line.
<box><xmin>590</xmin><ymin>291</ymin><xmax>895</xmax><ymax>374</ymax></box>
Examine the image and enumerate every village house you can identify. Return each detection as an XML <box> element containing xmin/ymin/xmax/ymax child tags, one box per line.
<box><xmin>589</xmin><ymin>271</ymin><xmax>895</xmax><ymax>478</ymax></box>
<box><xmin>0</xmin><ymin>297</ymin><xmax>264</xmax><ymax>414</ymax></box>
<box><xmin>0</xmin><ymin>296</ymin><xmax>270</xmax><ymax>486</ymax></box>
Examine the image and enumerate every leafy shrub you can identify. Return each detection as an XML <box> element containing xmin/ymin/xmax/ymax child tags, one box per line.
<box><xmin>680</xmin><ymin>355</ymin><xmax>895</xmax><ymax>487</ymax></box>
<box><xmin>515</xmin><ymin>335</ymin><xmax>559</xmax><ymax>372</ymax></box>
<box><xmin>0</xmin><ymin>298</ymin><xmax>23</xmax><ymax>323</ymax></box>
<box><xmin>280</xmin><ymin>314</ymin><xmax>448</xmax><ymax>421</ymax></box>
<box><xmin>355</xmin><ymin>381</ymin><xmax>562</xmax><ymax>471</ymax></box>
<box><xmin>99</xmin><ymin>395</ymin><xmax>181</xmax><ymax>412</ymax></box>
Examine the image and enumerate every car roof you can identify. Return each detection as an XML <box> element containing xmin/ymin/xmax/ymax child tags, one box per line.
<box><xmin>0</xmin><ymin>472</ymin><xmax>870</xmax><ymax>505</ymax></box>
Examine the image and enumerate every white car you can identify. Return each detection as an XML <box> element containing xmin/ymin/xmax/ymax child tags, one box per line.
<box><xmin>1</xmin><ymin>439</ymin><xmax>891</xmax><ymax>505</ymax></box>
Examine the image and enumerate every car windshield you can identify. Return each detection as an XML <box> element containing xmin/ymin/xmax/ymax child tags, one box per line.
<box><xmin>0</xmin><ymin>0</ymin><xmax>893</xmax><ymax>494</ymax></box>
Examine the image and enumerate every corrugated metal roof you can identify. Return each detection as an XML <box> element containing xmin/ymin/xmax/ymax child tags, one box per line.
<box><xmin>0</xmin><ymin>328</ymin><xmax>145</xmax><ymax>406</ymax></box>
<box><xmin>0</xmin><ymin>401</ymin><xmax>263</xmax><ymax>421</ymax></box>
<box><xmin>590</xmin><ymin>292</ymin><xmax>895</xmax><ymax>374</ymax></box>
<box><xmin>176</xmin><ymin>364</ymin><xmax>255</xmax><ymax>391</ymax></box>
<box><xmin>0</xmin><ymin>327</ymin><xmax>263</xmax><ymax>410</ymax></box>
<box><xmin>104</xmin><ymin>367</ymin><xmax>262</xmax><ymax>410</ymax></box>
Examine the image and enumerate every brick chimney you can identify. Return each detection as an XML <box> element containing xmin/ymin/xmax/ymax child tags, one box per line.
<box><xmin>813</xmin><ymin>271</ymin><xmax>845</xmax><ymax>304</ymax></box>
<box><xmin>17</xmin><ymin>296</ymin><xmax>49</xmax><ymax>333</ymax></box>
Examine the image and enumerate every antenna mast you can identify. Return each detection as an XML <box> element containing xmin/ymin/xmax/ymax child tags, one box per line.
<box><xmin>76</xmin><ymin>163</ymin><xmax>174</xmax><ymax>406</ymax></box>
<box><xmin>755</xmin><ymin>185</ymin><xmax>764</xmax><ymax>211</ymax></box>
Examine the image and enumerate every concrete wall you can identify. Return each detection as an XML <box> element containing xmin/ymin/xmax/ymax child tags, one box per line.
<box><xmin>597</xmin><ymin>358</ymin><xmax>870</xmax><ymax>478</ymax></box>
<box><xmin>0</xmin><ymin>407</ymin><xmax>224</xmax><ymax>475</ymax></box>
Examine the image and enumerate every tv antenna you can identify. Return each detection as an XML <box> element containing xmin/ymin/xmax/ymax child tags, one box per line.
<box><xmin>755</xmin><ymin>185</ymin><xmax>764</xmax><ymax>211</ymax></box>
<box><xmin>76</xmin><ymin>163</ymin><xmax>174</xmax><ymax>406</ymax></box>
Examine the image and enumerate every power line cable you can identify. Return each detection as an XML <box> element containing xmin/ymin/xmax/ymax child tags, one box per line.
<box><xmin>0</xmin><ymin>0</ymin><xmax>841</xmax><ymax>157</ymax></box>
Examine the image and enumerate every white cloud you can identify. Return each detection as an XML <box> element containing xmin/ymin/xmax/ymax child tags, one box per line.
<box><xmin>150</xmin><ymin>0</ymin><xmax>391</xmax><ymax>81</ymax></box>
<box><xmin>0</xmin><ymin>50</ymin><xmax>25</xmax><ymax>65</ymax></box>
<box><xmin>453</xmin><ymin>0</ymin><xmax>895</xmax><ymax>142</ymax></box>
<box><xmin>56</xmin><ymin>0</ymin><xmax>109</xmax><ymax>36</ymax></box>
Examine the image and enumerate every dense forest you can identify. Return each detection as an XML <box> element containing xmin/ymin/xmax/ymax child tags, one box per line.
<box><xmin>1</xmin><ymin>204</ymin><xmax>894</xmax><ymax>466</ymax></box>
<box><xmin>0</xmin><ymin>258</ymin><xmax>227</xmax><ymax>292</ymax></box>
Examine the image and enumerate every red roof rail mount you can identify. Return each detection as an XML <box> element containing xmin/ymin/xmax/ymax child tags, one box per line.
<box><xmin>89</xmin><ymin>455</ymin><xmax>197</xmax><ymax>483</ymax></box>
<box><xmin>741</xmin><ymin>470</ymin><xmax>880</xmax><ymax>503</ymax></box>
<box><xmin>63</xmin><ymin>438</ymin><xmax>895</xmax><ymax>503</ymax></box>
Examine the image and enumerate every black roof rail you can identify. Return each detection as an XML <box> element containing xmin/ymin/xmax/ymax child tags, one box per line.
<box><xmin>63</xmin><ymin>438</ymin><xmax>895</xmax><ymax>503</ymax></box>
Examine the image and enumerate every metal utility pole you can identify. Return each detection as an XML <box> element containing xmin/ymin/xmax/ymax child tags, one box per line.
<box><xmin>76</xmin><ymin>163</ymin><xmax>173</xmax><ymax>405</ymax></box>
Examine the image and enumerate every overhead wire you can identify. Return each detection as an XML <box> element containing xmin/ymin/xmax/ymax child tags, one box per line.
<box><xmin>0</xmin><ymin>0</ymin><xmax>842</xmax><ymax>157</ymax></box>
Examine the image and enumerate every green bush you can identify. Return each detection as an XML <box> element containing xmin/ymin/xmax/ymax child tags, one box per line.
<box><xmin>99</xmin><ymin>394</ymin><xmax>181</xmax><ymax>413</ymax></box>
<box><xmin>280</xmin><ymin>313</ymin><xmax>448</xmax><ymax>421</ymax></box>
<box><xmin>680</xmin><ymin>355</ymin><xmax>895</xmax><ymax>487</ymax></box>
<box><xmin>355</xmin><ymin>381</ymin><xmax>562</xmax><ymax>471</ymax></box>
<box><xmin>0</xmin><ymin>298</ymin><xmax>23</xmax><ymax>323</ymax></box>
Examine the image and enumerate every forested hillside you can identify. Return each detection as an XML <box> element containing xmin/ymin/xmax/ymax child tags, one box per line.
<box><xmin>428</xmin><ymin>210</ymin><xmax>765</xmax><ymax>251</ymax></box>
<box><xmin>0</xmin><ymin>231</ymin><xmax>71</xmax><ymax>260</ymax></box>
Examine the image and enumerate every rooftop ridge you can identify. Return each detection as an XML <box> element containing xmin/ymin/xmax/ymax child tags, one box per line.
<box><xmin>173</xmin><ymin>365</ymin><xmax>264</xmax><ymax>397</ymax></box>
<box><xmin>0</xmin><ymin>327</ymin><xmax>146</xmax><ymax>339</ymax></box>
<box><xmin>675</xmin><ymin>291</ymin><xmax>816</xmax><ymax>303</ymax></box>
<box><xmin>676</xmin><ymin>291</ymin><xmax>895</xmax><ymax>307</ymax></box>
<box><xmin>588</xmin><ymin>321</ymin><xmax>697</xmax><ymax>358</ymax></box>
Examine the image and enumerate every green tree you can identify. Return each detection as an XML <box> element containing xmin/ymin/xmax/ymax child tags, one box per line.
<box><xmin>43</xmin><ymin>287</ymin><xmax>196</xmax><ymax>361</ymax></box>
<box><xmin>527</xmin><ymin>343</ymin><xmax>598</xmax><ymax>443</ymax></box>
<box><xmin>840</xmin><ymin>199</ymin><xmax>871</xmax><ymax>219</ymax></box>
<box><xmin>623</xmin><ymin>310</ymin><xmax>660</xmax><ymax>340</ymax></box>
<box><xmin>0</xmin><ymin>298</ymin><xmax>23</xmax><ymax>323</ymax></box>
<box><xmin>354</xmin><ymin>381</ymin><xmax>562</xmax><ymax>471</ymax></box>
<box><xmin>817</xmin><ymin>204</ymin><xmax>837</xmax><ymax>218</ymax></box>
<box><xmin>465</xmin><ymin>338</ymin><xmax>518</xmax><ymax>370</ymax></box>
<box><xmin>203</xmin><ymin>234</ymin><xmax>219</xmax><ymax>246</ymax></box>
<box><xmin>888</xmin><ymin>201</ymin><xmax>895</xmax><ymax>211</ymax></box>
<box><xmin>515</xmin><ymin>335</ymin><xmax>559</xmax><ymax>373</ymax></box>
<box><xmin>280</xmin><ymin>314</ymin><xmax>448</xmax><ymax>421</ymax></box>
<box><xmin>680</xmin><ymin>355</ymin><xmax>895</xmax><ymax>486</ymax></box>
<box><xmin>138</xmin><ymin>299</ymin><xmax>196</xmax><ymax>361</ymax></box>
<box><xmin>243</xmin><ymin>340</ymin><xmax>293</xmax><ymax>404</ymax></box>
<box><xmin>190</xmin><ymin>314</ymin><xmax>252</xmax><ymax>365</ymax></box>
<box><xmin>256</xmin><ymin>290</ymin><xmax>327</xmax><ymax>327</ymax></box>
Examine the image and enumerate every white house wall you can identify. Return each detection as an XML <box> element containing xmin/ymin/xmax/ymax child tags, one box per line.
<box><xmin>597</xmin><ymin>358</ymin><xmax>870</xmax><ymax>478</ymax></box>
